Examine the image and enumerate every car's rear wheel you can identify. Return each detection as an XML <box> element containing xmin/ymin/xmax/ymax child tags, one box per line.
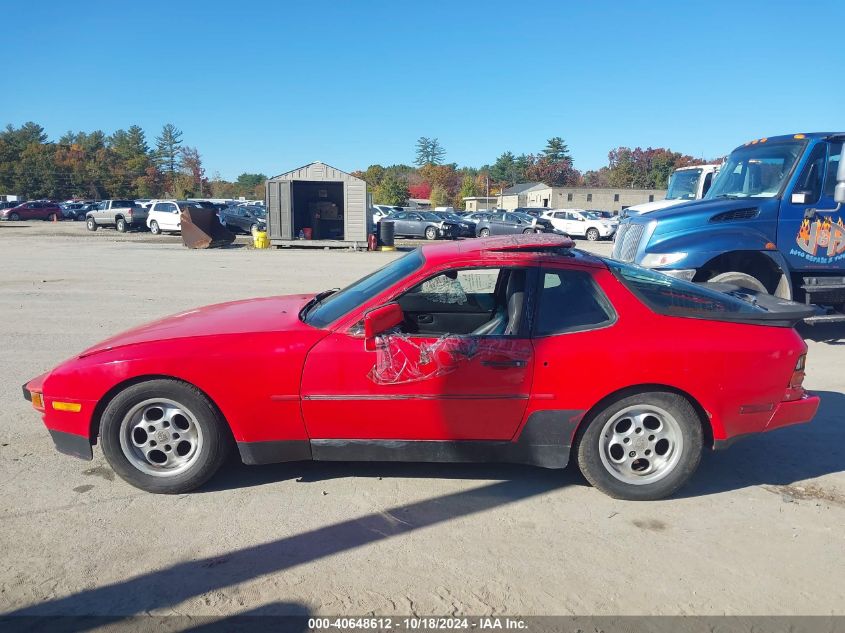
<box><xmin>100</xmin><ymin>379</ymin><xmax>230</xmax><ymax>494</ymax></box>
<box><xmin>9</xmin><ymin>212</ymin><xmax>20</xmax><ymax>221</ymax></box>
<box><xmin>116</xmin><ymin>217</ymin><xmax>127</xmax><ymax>232</ymax></box>
<box><xmin>575</xmin><ymin>391</ymin><xmax>703</xmax><ymax>500</ymax></box>
<box><xmin>522</xmin><ymin>228</ymin><xmax>534</xmax><ymax>234</ymax></box>
<box><xmin>586</xmin><ymin>227</ymin><xmax>600</xmax><ymax>241</ymax></box>
<box><xmin>86</xmin><ymin>217</ymin><xmax>97</xmax><ymax>231</ymax></box>
<box><xmin>478</xmin><ymin>228</ymin><xmax>490</xmax><ymax>237</ymax></box>
<box><xmin>149</xmin><ymin>220</ymin><xmax>161</xmax><ymax>235</ymax></box>
<box><xmin>425</xmin><ymin>226</ymin><xmax>437</xmax><ymax>240</ymax></box>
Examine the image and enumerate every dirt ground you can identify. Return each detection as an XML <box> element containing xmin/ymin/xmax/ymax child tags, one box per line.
<box><xmin>1</xmin><ymin>221</ymin><xmax>844</xmax><ymax>618</ymax></box>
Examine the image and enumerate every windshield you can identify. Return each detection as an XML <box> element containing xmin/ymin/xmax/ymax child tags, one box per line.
<box><xmin>706</xmin><ymin>140</ymin><xmax>806</xmax><ymax>199</ymax></box>
<box><xmin>666</xmin><ymin>169</ymin><xmax>702</xmax><ymax>200</ymax></box>
<box><xmin>304</xmin><ymin>249</ymin><xmax>424</xmax><ymax>328</ymax></box>
<box><xmin>582</xmin><ymin>211</ymin><xmax>601</xmax><ymax>220</ymax></box>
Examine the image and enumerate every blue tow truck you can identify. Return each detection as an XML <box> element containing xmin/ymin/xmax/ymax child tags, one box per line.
<box><xmin>612</xmin><ymin>132</ymin><xmax>845</xmax><ymax>324</ymax></box>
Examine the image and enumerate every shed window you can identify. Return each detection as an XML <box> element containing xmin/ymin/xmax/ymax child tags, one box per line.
<box><xmin>586</xmin><ymin>194</ymin><xmax>593</xmax><ymax>202</ymax></box>
<box><xmin>649</xmin><ymin>195</ymin><xmax>655</xmax><ymax>202</ymax></box>
<box><xmin>567</xmin><ymin>193</ymin><xmax>573</xmax><ymax>201</ymax></box>
<box><xmin>614</xmin><ymin>194</ymin><xmax>620</xmax><ymax>202</ymax></box>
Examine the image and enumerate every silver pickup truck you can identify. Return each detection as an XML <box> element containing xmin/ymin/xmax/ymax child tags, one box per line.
<box><xmin>85</xmin><ymin>199</ymin><xmax>148</xmax><ymax>232</ymax></box>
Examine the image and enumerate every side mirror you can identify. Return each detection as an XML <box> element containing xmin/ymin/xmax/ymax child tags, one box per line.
<box><xmin>836</xmin><ymin>156</ymin><xmax>845</xmax><ymax>204</ymax></box>
<box><xmin>364</xmin><ymin>302</ymin><xmax>403</xmax><ymax>351</ymax></box>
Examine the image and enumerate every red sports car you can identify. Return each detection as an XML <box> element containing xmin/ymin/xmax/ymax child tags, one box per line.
<box><xmin>23</xmin><ymin>235</ymin><xmax>819</xmax><ymax>500</ymax></box>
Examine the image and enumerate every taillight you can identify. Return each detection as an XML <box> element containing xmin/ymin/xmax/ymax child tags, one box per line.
<box><xmin>784</xmin><ymin>354</ymin><xmax>806</xmax><ymax>401</ymax></box>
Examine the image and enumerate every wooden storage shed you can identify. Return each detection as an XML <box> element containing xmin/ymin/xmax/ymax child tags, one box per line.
<box><xmin>265</xmin><ymin>161</ymin><xmax>370</xmax><ymax>248</ymax></box>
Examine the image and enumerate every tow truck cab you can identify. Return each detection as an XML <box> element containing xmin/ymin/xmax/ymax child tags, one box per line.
<box><xmin>622</xmin><ymin>164</ymin><xmax>720</xmax><ymax>218</ymax></box>
<box><xmin>612</xmin><ymin>133</ymin><xmax>845</xmax><ymax>324</ymax></box>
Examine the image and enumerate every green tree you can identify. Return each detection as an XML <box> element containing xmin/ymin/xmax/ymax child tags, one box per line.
<box><xmin>458</xmin><ymin>173</ymin><xmax>477</xmax><ymax>206</ymax></box>
<box><xmin>542</xmin><ymin>137</ymin><xmax>572</xmax><ymax>163</ymax></box>
<box><xmin>414</xmin><ymin>137</ymin><xmax>446</xmax><ymax>166</ymax></box>
<box><xmin>235</xmin><ymin>173</ymin><xmax>267</xmax><ymax>196</ymax></box>
<box><xmin>374</xmin><ymin>172</ymin><xmax>409</xmax><ymax>205</ymax></box>
<box><xmin>429</xmin><ymin>184</ymin><xmax>449</xmax><ymax>207</ymax></box>
<box><xmin>154</xmin><ymin>123</ymin><xmax>183</xmax><ymax>176</ymax></box>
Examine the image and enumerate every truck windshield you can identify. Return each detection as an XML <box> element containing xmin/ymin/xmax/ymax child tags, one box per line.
<box><xmin>665</xmin><ymin>169</ymin><xmax>702</xmax><ymax>200</ymax></box>
<box><xmin>303</xmin><ymin>249</ymin><xmax>424</xmax><ymax>328</ymax></box>
<box><xmin>706</xmin><ymin>140</ymin><xmax>806</xmax><ymax>199</ymax></box>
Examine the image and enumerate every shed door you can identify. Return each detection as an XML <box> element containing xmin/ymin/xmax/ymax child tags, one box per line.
<box><xmin>268</xmin><ymin>180</ymin><xmax>292</xmax><ymax>240</ymax></box>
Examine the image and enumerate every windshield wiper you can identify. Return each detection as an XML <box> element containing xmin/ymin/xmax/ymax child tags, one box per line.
<box><xmin>299</xmin><ymin>288</ymin><xmax>339</xmax><ymax>321</ymax></box>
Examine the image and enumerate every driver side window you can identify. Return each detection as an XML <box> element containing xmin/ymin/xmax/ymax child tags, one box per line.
<box><xmin>396</xmin><ymin>268</ymin><xmax>526</xmax><ymax>337</ymax></box>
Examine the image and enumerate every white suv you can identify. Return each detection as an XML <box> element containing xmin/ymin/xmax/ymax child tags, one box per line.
<box><xmin>541</xmin><ymin>209</ymin><xmax>617</xmax><ymax>241</ymax></box>
<box><xmin>146</xmin><ymin>200</ymin><xmax>182</xmax><ymax>235</ymax></box>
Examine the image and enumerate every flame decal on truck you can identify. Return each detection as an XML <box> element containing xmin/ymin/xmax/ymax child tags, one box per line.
<box><xmin>795</xmin><ymin>216</ymin><xmax>845</xmax><ymax>261</ymax></box>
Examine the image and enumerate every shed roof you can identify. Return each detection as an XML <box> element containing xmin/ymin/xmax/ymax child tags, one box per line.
<box><xmin>268</xmin><ymin>161</ymin><xmax>363</xmax><ymax>182</ymax></box>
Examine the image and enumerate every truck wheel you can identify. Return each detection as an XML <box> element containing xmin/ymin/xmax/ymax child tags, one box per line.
<box><xmin>709</xmin><ymin>271</ymin><xmax>768</xmax><ymax>293</ymax></box>
<box><xmin>9</xmin><ymin>212</ymin><xmax>20</xmax><ymax>221</ymax></box>
<box><xmin>425</xmin><ymin>226</ymin><xmax>437</xmax><ymax>240</ymax></box>
<box><xmin>575</xmin><ymin>391</ymin><xmax>703</xmax><ymax>501</ymax></box>
<box><xmin>116</xmin><ymin>217</ymin><xmax>127</xmax><ymax>232</ymax></box>
<box><xmin>149</xmin><ymin>221</ymin><xmax>161</xmax><ymax>235</ymax></box>
<box><xmin>586</xmin><ymin>228</ymin><xmax>600</xmax><ymax>241</ymax></box>
<box><xmin>478</xmin><ymin>228</ymin><xmax>490</xmax><ymax>238</ymax></box>
<box><xmin>99</xmin><ymin>379</ymin><xmax>231</xmax><ymax>494</ymax></box>
<box><xmin>86</xmin><ymin>217</ymin><xmax>97</xmax><ymax>231</ymax></box>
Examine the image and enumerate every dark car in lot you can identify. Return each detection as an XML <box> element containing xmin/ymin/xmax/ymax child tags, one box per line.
<box><xmin>0</xmin><ymin>201</ymin><xmax>63</xmax><ymax>221</ymax></box>
<box><xmin>474</xmin><ymin>211</ymin><xmax>543</xmax><ymax>237</ymax></box>
<box><xmin>61</xmin><ymin>202</ymin><xmax>94</xmax><ymax>221</ymax></box>
<box><xmin>389</xmin><ymin>210</ymin><xmax>461</xmax><ymax>240</ymax></box>
<box><xmin>431</xmin><ymin>212</ymin><xmax>475</xmax><ymax>237</ymax></box>
<box><xmin>220</xmin><ymin>205</ymin><xmax>266</xmax><ymax>234</ymax></box>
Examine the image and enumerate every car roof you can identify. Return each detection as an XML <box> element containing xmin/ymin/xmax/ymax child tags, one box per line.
<box><xmin>418</xmin><ymin>234</ymin><xmax>607</xmax><ymax>269</ymax></box>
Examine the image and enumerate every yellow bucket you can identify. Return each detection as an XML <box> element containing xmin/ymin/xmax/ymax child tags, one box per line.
<box><xmin>253</xmin><ymin>230</ymin><xmax>269</xmax><ymax>249</ymax></box>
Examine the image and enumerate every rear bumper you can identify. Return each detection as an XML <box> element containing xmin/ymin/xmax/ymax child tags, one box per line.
<box><xmin>766</xmin><ymin>393</ymin><xmax>820</xmax><ymax>431</ymax></box>
<box><xmin>714</xmin><ymin>393</ymin><xmax>821</xmax><ymax>450</ymax></box>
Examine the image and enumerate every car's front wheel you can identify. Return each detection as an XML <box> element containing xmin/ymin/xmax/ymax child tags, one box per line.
<box><xmin>149</xmin><ymin>220</ymin><xmax>161</xmax><ymax>235</ymax></box>
<box><xmin>9</xmin><ymin>212</ymin><xmax>20</xmax><ymax>221</ymax></box>
<box><xmin>586</xmin><ymin>227</ymin><xmax>600</xmax><ymax>241</ymax></box>
<box><xmin>99</xmin><ymin>379</ymin><xmax>231</xmax><ymax>494</ymax></box>
<box><xmin>575</xmin><ymin>391</ymin><xmax>703</xmax><ymax>500</ymax></box>
<box><xmin>478</xmin><ymin>228</ymin><xmax>490</xmax><ymax>238</ymax></box>
<box><xmin>86</xmin><ymin>217</ymin><xmax>97</xmax><ymax>231</ymax></box>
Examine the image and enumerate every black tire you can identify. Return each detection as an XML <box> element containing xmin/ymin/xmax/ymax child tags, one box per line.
<box><xmin>424</xmin><ymin>226</ymin><xmax>437</xmax><ymax>240</ymax></box>
<box><xmin>86</xmin><ymin>217</ymin><xmax>98</xmax><ymax>231</ymax></box>
<box><xmin>586</xmin><ymin>227</ymin><xmax>600</xmax><ymax>241</ymax></box>
<box><xmin>76</xmin><ymin>213</ymin><xmax>86</xmax><ymax>221</ymax></box>
<box><xmin>99</xmin><ymin>379</ymin><xmax>231</xmax><ymax>494</ymax></box>
<box><xmin>478</xmin><ymin>228</ymin><xmax>490</xmax><ymax>238</ymax></box>
<box><xmin>149</xmin><ymin>220</ymin><xmax>161</xmax><ymax>235</ymax></box>
<box><xmin>522</xmin><ymin>228</ymin><xmax>534</xmax><ymax>234</ymax></box>
<box><xmin>116</xmin><ymin>217</ymin><xmax>127</xmax><ymax>232</ymax></box>
<box><xmin>9</xmin><ymin>212</ymin><xmax>20</xmax><ymax>221</ymax></box>
<box><xmin>574</xmin><ymin>391</ymin><xmax>703</xmax><ymax>501</ymax></box>
<box><xmin>48</xmin><ymin>213</ymin><xmax>57</xmax><ymax>222</ymax></box>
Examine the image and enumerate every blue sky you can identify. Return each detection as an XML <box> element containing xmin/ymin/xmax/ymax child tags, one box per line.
<box><xmin>3</xmin><ymin>0</ymin><xmax>843</xmax><ymax>179</ymax></box>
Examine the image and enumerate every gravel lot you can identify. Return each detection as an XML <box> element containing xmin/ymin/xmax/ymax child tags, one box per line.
<box><xmin>1</xmin><ymin>221</ymin><xmax>843</xmax><ymax>619</ymax></box>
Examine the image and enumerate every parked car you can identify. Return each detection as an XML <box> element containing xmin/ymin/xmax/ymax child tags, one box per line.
<box><xmin>61</xmin><ymin>202</ymin><xmax>91</xmax><ymax>221</ymax></box>
<box><xmin>389</xmin><ymin>210</ymin><xmax>461</xmax><ymax>240</ymax></box>
<box><xmin>23</xmin><ymin>234</ymin><xmax>819</xmax><ymax>499</ymax></box>
<box><xmin>431</xmin><ymin>212</ymin><xmax>475</xmax><ymax>237</ymax></box>
<box><xmin>146</xmin><ymin>200</ymin><xmax>193</xmax><ymax>235</ymax></box>
<box><xmin>541</xmin><ymin>209</ymin><xmax>617</xmax><ymax>241</ymax></box>
<box><xmin>0</xmin><ymin>200</ymin><xmax>23</xmax><ymax>211</ymax></box>
<box><xmin>85</xmin><ymin>200</ymin><xmax>147</xmax><ymax>232</ymax></box>
<box><xmin>0</xmin><ymin>201</ymin><xmax>62</xmax><ymax>221</ymax></box>
<box><xmin>220</xmin><ymin>205</ymin><xmax>266</xmax><ymax>234</ymax></box>
<box><xmin>474</xmin><ymin>211</ymin><xmax>541</xmax><ymax>237</ymax></box>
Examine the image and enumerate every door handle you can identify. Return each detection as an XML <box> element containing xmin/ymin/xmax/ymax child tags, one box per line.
<box><xmin>481</xmin><ymin>359</ymin><xmax>527</xmax><ymax>369</ymax></box>
<box><xmin>416</xmin><ymin>314</ymin><xmax>434</xmax><ymax>324</ymax></box>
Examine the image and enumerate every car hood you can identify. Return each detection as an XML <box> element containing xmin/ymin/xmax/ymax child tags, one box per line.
<box><xmin>79</xmin><ymin>294</ymin><xmax>315</xmax><ymax>357</ymax></box>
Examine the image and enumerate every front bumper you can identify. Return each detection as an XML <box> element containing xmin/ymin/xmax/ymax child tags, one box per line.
<box><xmin>22</xmin><ymin>379</ymin><xmax>94</xmax><ymax>461</ymax></box>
